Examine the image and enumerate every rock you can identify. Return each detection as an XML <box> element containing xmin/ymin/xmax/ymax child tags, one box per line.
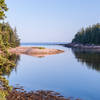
<box><xmin>8</xmin><ymin>46</ymin><xmax>64</xmax><ymax>57</ymax></box>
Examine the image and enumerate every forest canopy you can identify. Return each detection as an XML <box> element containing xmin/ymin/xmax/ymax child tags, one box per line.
<box><xmin>72</xmin><ymin>23</ymin><xmax>100</xmax><ymax>45</ymax></box>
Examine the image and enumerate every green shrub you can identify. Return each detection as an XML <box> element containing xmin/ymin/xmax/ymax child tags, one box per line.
<box><xmin>38</xmin><ymin>47</ymin><xmax>45</xmax><ymax>49</ymax></box>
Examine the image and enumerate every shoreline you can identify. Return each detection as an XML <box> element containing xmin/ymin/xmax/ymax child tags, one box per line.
<box><xmin>64</xmin><ymin>43</ymin><xmax>100</xmax><ymax>50</ymax></box>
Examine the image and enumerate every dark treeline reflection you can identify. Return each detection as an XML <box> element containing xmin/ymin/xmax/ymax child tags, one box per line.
<box><xmin>0</xmin><ymin>54</ymin><xmax>20</xmax><ymax>76</ymax></box>
<box><xmin>72</xmin><ymin>48</ymin><xmax>100</xmax><ymax>71</ymax></box>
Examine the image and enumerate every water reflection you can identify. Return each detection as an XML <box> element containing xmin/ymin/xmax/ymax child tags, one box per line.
<box><xmin>9</xmin><ymin>54</ymin><xmax>20</xmax><ymax>74</ymax></box>
<box><xmin>0</xmin><ymin>53</ymin><xmax>81</xmax><ymax>100</ymax></box>
<box><xmin>1</xmin><ymin>54</ymin><xmax>20</xmax><ymax>76</ymax></box>
<box><xmin>72</xmin><ymin>48</ymin><xmax>100</xmax><ymax>71</ymax></box>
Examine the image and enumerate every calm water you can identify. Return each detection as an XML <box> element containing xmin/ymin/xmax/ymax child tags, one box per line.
<box><xmin>6</xmin><ymin>44</ymin><xmax>100</xmax><ymax>100</ymax></box>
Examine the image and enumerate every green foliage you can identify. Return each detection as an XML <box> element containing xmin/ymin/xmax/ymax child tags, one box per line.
<box><xmin>0</xmin><ymin>53</ymin><xmax>20</xmax><ymax>99</ymax></box>
<box><xmin>72</xmin><ymin>23</ymin><xmax>100</xmax><ymax>45</ymax></box>
<box><xmin>38</xmin><ymin>47</ymin><xmax>45</xmax><ymax>49</ymax></box>
<box><xmin>0</xmin><ymin>22</ymin><xmax>20</xmax><ymax>48</ymax></box>
<box><xmin>0</xmin><ymin>49</ymin><xmax>19</xmax><ymax>99</ymax></box>
<box><xmin>0</xmin><ymin>76</ymin><xmax>12</xmax><ymax>100</ymax></box>
<box><xmin>0</xmin><ymin>33</ymin><xmax>20</xmax><ymax>75</ymax></box>
<box><xmin>0</xmin><ymin>22</ymin><xmax>20</xmax><ymax>99</ymax></box>
<box><xmin>0</xmin><ymin>54</ymin><xmax>20</xmax><ymax>76</ymax></box>
<box><xmin>0</xmin><ymin>0</ymin><xmax>8</xmax><ymax>20</ymax></box>
<box><xmin>0</xmin><ymin>90</ymin><xmax>6</xmax><ymax>100</ymax></box>
<box><xmin>0</xmin><ymin>1</ymin><xmax>20</xmax><ymax>99</ymax></box>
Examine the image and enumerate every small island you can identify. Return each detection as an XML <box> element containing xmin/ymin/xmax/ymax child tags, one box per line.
<box><xmin>8</xmin><ymin>46</ymin><xmax>64</xmax><ymax>57</ymax></box>
<box><xmin>65</xmin><ymin>23</ymin><xmax>100</xmax><ymax>50</ymax></box>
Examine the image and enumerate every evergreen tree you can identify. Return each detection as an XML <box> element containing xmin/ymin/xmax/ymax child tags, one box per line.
<box><xmin>72</xmin><ymin>23</ymin><xmax>100</xmax><ymax>45</ymax></box>
<box><xmin>0</xmin><ymin>0</ymin><xmax>8</xmax><ymax>20</ymax></box>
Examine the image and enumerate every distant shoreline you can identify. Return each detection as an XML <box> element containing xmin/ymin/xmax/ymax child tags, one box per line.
<box><xmin>64</xmin><ymin>43</ymin><xmax>100</xmax><ymax>50</ymax></box>
<box><xmin>21</xmin><ymin>42</ymin><xmax>67</xmax><ymax>46</ymax></box>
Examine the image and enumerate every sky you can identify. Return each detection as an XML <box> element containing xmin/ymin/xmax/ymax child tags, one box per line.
<box><xmin>6</xmin><ymin>0</ymin><xmax>100</xmax><ymax>43</ymax></box>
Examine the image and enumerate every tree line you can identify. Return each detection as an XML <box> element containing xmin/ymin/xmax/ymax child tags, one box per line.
<box><xmin>72</xmin><ymin>23</ymin><xmax>100</xmax><ymax>45</ymax></box>
<box><xmin>0</xmin><ymin>22</ymin><xmax>20</xmax><ymax>48</ymax></box>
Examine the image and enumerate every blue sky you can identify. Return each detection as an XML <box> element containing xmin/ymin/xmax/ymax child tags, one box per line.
<box><xmin>6</xmin><ymin>0</ymin><xmax>100</xmax><ymax>43</ymax></box>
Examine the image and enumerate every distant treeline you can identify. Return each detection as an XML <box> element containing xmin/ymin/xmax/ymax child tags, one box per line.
<box><xmin>72</xmin><ymin>23</ymin><xmax>100</xmax><ymax>45</ymax></box>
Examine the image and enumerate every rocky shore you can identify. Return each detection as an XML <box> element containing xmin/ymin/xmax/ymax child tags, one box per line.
<box><xmin>64</xmin><ymin>43</ymin><xmax>100</xmax><ymax>50</ymax></box>
<box><xmin>8</xmin><ymin>46</ymin><xmax>64</xmax><ymax>57</ymax></box>
<box><xmin>6</xmin><ymin>87</ymin><xmax>81</xmax><ymax>100</ymax></box>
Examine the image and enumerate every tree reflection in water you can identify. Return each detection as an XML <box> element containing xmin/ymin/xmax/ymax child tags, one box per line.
<box><xmin>0</xmin><ymin>54</ymin><xmax>20</xmax><ymax>76</ymax></box>
<box><xmin>72</xmin><ymin>48</ymin><xmax>100</xmax><ymax>71</ymax></box>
